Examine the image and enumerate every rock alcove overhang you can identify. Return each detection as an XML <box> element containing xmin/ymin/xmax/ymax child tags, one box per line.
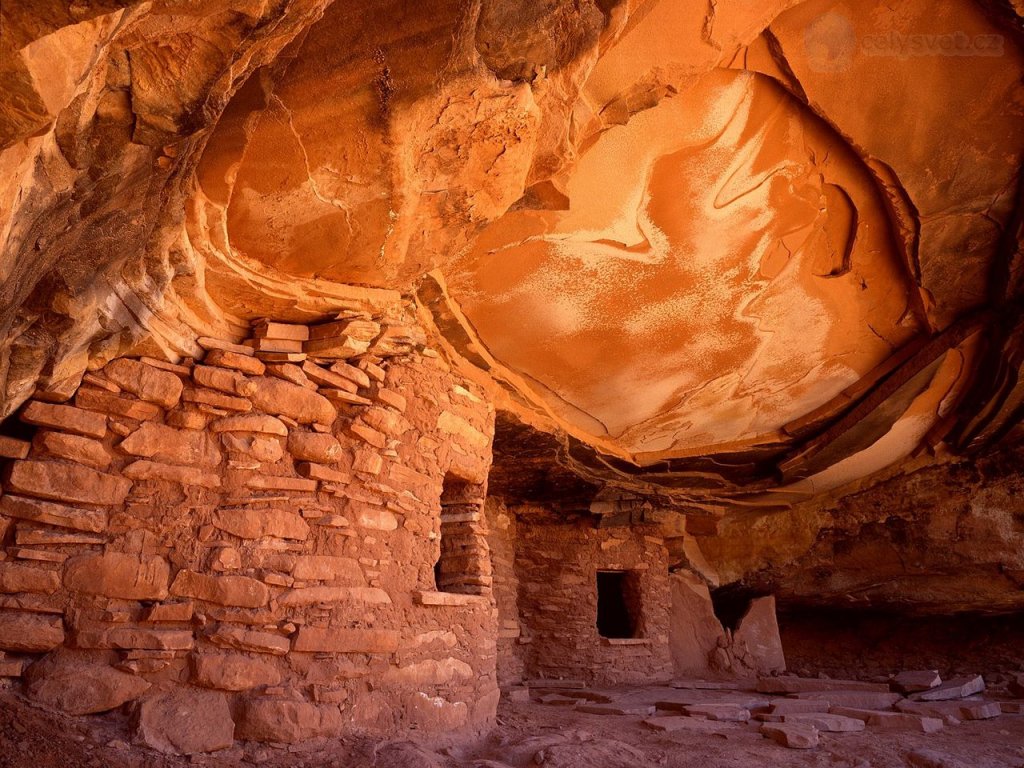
<box><xmin>0</xmin><ymin>0</ymin><xmax>1022</xmax><ymax>511</ymax></box>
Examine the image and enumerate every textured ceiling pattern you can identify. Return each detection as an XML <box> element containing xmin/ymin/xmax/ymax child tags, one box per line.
<box><xmin>1</xmin><ymin>0</ymin><xmax>1022</xmax><ymax>509</ymax></box>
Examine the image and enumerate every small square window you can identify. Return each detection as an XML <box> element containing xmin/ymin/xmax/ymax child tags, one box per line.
<box><xmin>596</xmin><ymin>570</ymin><xmax>642</xmax><ymax>639</ymax></box>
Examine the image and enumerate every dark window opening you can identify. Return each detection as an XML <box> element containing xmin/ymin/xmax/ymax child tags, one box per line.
<box><xmin>596</xmin><ymin>570</ymin><xmax>642</xmax><ymax>639</ymax></box>
<box><xmin>434</xmin><ymin>474</ymin><xmax>491</xmax><ymax>596</ymax></box>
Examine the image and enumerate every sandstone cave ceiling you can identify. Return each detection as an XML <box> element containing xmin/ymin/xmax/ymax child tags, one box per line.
<box><xmin>1</xmin><ymin>0</ymin><xmax>1022</xmax><ymax>511</ymax></box>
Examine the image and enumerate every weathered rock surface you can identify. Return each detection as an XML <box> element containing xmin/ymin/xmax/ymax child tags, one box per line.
<box><xmin>135</xmin><ymin>689</ymin><xmax>234</xmax><ymax>754</ymax></box>
<box><xmin>63</xmin><ymin>552</ymin><xmax>169</xmax><ymax>600</ymax></box>
<box><xmin>25</xmin><ymin>655</ymin><xmax>150</xmax><ymax>715</ymax></box>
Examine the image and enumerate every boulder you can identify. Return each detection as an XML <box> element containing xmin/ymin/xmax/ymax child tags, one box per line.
<box><xmin>207</xmin><ymin>625</ymin><xmax>290</xmax><ymax>656</ymax></box>
<box><xmin>102</xmin><ymin>358</ymin><xmax>183</xmax><ymax>408</ymax></box>
<box><xmin>136</xmin><ymin>689</ymin><xmax>234</xmax><ymax>754</ymax></box>
<box><xmin>25</xmin><ymin>655</ymin><xmax>150</xmax><ymax>715</ymax></box>
<box><xmin>123</xmin><ymin>460</ymin><xmax>221</xmax><ymax>488</ymax></box>
<box><xmin>247</xmin><ymin>377</ymin><xmax>337</xmax><ymax>425</ymax></box>
<box><xmin>781</xmin><ymin>713</ymin><xmax>864</xmax><ymax>732</ymax></box>
<box><xmin>683</xmin><ymin>703</ymin><xmax>751</xmax><ymax>722</ymax></box>
<box><xmin>287</xmin><ymin>432</ymin><xmax>343</xmax><ymax>463</ymax></box>
<box><xmin>759</xmin><ymin>722</ymin><xmax>818</xmax><ymax>749</ymax></box>
<box><xmin>733</xmin><ymin>596</ymin><xmax>786</xmax><ymax>674</ymax></box>
<box><xmin>119</xmin><ymin>422</ymin><xmax>222</xmax><ymax>467</ymax></box>
<box><xmin>668</xmin><ymin>570</ymin><xmax>725</xmax><ymax>677</ymax></box>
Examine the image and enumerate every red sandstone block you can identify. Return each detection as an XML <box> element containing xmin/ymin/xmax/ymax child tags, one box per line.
<box><xmin>197</xmin><ymin>337</ymin><xmax>254</xmax><ymax>356</ymax></box>
<box><xmin>0</xmin><ymin>562</ymin><xmax>60</xmax><ymax>594</ymax></box>
<box><xmin>76</xmin><ymin>388</ymin><xmax>162</xmax><ymax>420</ymax></box>
<box><xmin>33</xmin><ymin>431</ymin><xmax>111</xmax><ymax>469</ymax></box>
<box><xmin>292</xmin><ymin>626</ymin><xmax>399</xmax><ymax>653</ymax></box>
<box><xmin>5</xmin><ymin>460</ymin><xmax>132</xmax><ymax>506</ymax></box>
<box><xmin>0</xmin><ymin>435</ymin><xmax>30</xmax><ymax>459</ymax></box>
<box><xmin>0</xmin><ymin>494</ymin><xmax>107</xmax><ymax>532</ymax></box>
<box><xmin>203</xmin><ymin>349</ymin><xmax>266</xmax><ymax>375</ymax></box>
<box><xmin>0</xmin><ymin>612</ymin><xmax>64</xmax><ymax>652</ymax></box>
<box><xmin>252</xmin><ymin>321</ymin><xmax>310</xmax><ymax>341</ymax></box>
<box><xmin>102</xmin><ymin>358</ymin><xmax>183</xmax><ymax>408</ymax></box>
<box><xmin>21</xmin><ymin>400</ymin><xmax>107</xmax><ymax>438</ymax></box>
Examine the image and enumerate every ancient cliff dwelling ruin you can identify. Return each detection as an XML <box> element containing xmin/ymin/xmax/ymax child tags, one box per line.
<box><xmin>0</xmin><ymin>1</ymin><xmax>1023</xmax><ymax>766</ymax></box>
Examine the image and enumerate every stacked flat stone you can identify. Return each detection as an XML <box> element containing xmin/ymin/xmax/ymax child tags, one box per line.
<box><xmin>0</xmin><ymin>323</ymin><xmax>497</xmax><ymax>753</ymax></box>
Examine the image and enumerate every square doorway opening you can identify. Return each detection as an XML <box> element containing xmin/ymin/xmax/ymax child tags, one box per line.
<box><xmin>596</xmin><ymin>570</ymin><xmax>642</xmax><ymax>639</ymax></box>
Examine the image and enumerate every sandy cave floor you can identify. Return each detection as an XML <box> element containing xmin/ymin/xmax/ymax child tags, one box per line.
<box><xmin>2</xmin><ymin>685</ymin><xmax>1024</xmax><ymax>768</ymax></box>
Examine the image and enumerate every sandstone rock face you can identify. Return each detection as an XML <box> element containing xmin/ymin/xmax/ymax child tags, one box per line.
<box><xmin>668</xmin><ymin>571</ymin><xmax>725</xmax><ymax>677</ymax></box>
<box><xmin>0</xmin><ymin>0</ymin><xmax>1023</xmax><ymax>753</ymax></box>
<box><xmin>0</xmin><ymin>0</ymin><xmax>1017</xmax><ymax>513</ymax></box>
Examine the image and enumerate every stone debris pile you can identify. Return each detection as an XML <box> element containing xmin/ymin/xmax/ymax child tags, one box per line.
<box><xmin>529</xmin><ymin>670</ymin><xmax>1022</xmax><ymax>752</ymax></box>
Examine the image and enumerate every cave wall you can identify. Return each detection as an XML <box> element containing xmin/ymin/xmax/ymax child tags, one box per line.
<box><xmin>698</xmin><ymin>437</ymin><xmax>1024</xmax><ymax>614</ymax></box>
<box><xmin>510</xmin><ymin>507</ymin><xmax>672</xmax><ymax>685</ymax></box>
<box><xmin>0</xmin><ymin>341</ymin><xmax>501</xmax><ymax>747</ymax></box>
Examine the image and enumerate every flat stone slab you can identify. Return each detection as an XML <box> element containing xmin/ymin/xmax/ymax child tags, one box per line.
<box><xmin>913</xmin><ymin>675</ymin><xmax>985</xmax><ymax>701</ymax></box>
<box><xmin>781</xmin><ymin>713</ymin><xmax>865</xmax><ymax>732</ymax></box>
<box><xmin>576</xmin><ymin>703</ymin><xmax>656</xmax><ymax>716</ymax></box>
<box><xmin>898</xmin><ymin>699</ymin><xmax>1000</xmax><ymax>722</ymax></box>
<box><xmin>538</xmin><ymin>694</ymin><xmax>585</xmax><ymax>707</ymax></box>
<box><xmin>757</xmin><ymin>676</ymin><xmax>889</xmax><ymax>694</ymax></box>
<box><xmin>643</xmin><ymin>716</ymin><xmax>736</xmax><ymax>734</ymax></box>
<box><xmin>672</xmin><ymin>679</ymin><xmax>751</xmax><ymax>691</ymax></box>
<box><xmin>791</xmin><ymin>691</ymin><xmax>902</xmax><ymax>710</ymax></box>
<box><xmin>525</xmin><ymin>679</ymin><xmax>586</xmax><ymax>689</ymax></box>
<box><xmin>893</xmin><ymin>670</ymin><xmax>942</xmax><ymax>693</ymax></box>
<box><xmin>769</xmin><ymin>699</ymin><xmax>833</xmax><ymax>714</ymax></box>
<box><xmin>760</xmin><ymin>722</ymin><xmax>818</xmax><ymax>749</ymax></box>
<box><xmin>830</xmin><ymin>706</ymin><xmax>943</xmax><ymax>733</ymax></box>
<box><xmin>683</xmin><ymin>703</ymin><xmax>751</xmax><ymax>722</ymax></box>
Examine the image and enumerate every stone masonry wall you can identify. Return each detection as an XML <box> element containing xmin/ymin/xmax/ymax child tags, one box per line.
<box><xmin>483</xmin><ymin>497</ymin><xmax>524</xmax><ymax>689</ymax></box>
<box><xmin>512</xmin><ymin>506</ymin><xmax>672</xmax><ymax>686</ymax></box>
<box><xmin>0</xmin><ymin>336</ymin><xmax>499</xmax><ymax>753</ymax></box>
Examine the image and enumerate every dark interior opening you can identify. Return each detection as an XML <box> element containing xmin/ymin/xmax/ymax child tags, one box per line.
<box><xmin>434</xmin><ymin>473</ymin><xmax>489</xmax><ymax>595</ymax></box>
<box><xmin>710</xmin><ymin>584</ymin><xmax>759</xmax><ymax>631</ymax></box>
<box><xmin>597</xmin><ymin>570</ymin><xmax>640</xmax><ymax>638</ymax></box>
